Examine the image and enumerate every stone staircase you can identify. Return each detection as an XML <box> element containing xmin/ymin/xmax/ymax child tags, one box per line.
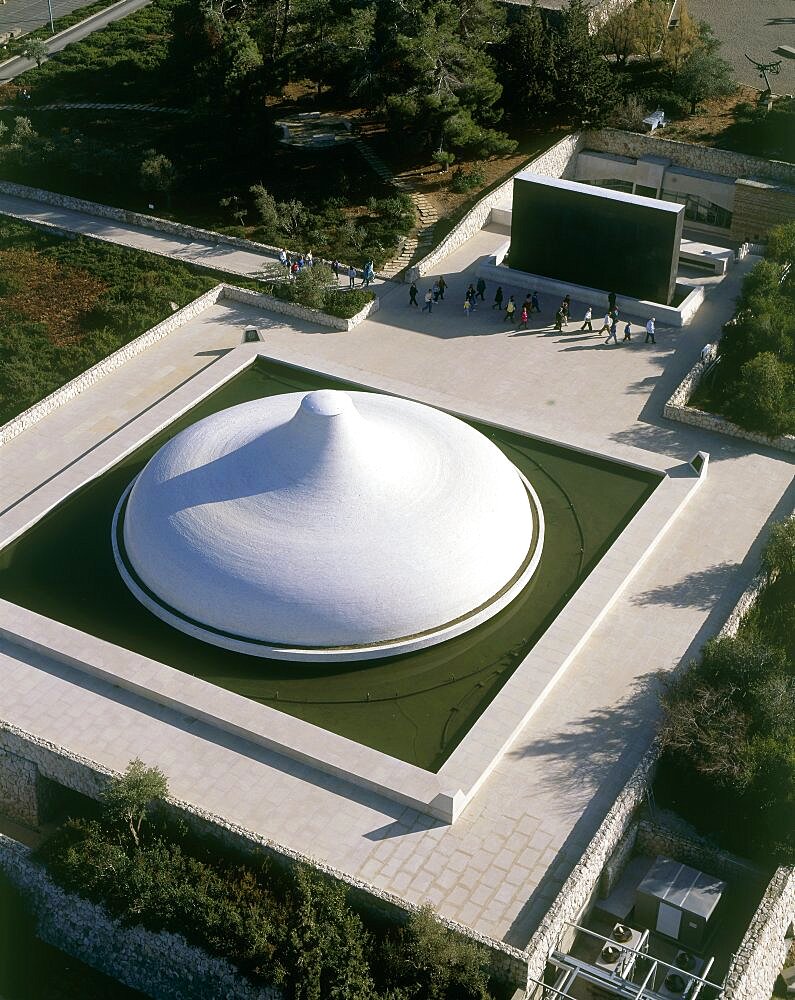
<box><xmin>353</xmin><ymin>139</ymin><xmax>438</xmax><ymax>279</ymax></box>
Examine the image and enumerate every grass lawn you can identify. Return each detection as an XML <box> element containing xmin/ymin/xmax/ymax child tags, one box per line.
<box><xmin>0</xmin><ymin>218</ymin><xmax>262</xmax><ymax>424</ymax></box>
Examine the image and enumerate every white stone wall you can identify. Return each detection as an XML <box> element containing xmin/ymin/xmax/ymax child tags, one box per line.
<box><xmin>0</xmin><ymin>722</ymin><xmax>529</xmax><ymax>993</ymax></box>
<box><xmin>222</xmin><ymin>283</ymin><xmax>379</xmax><ymax>332</ymax></box>
<box><xmin>0</xmin><ymin>749</ymin><xmax>41</xmax><ymax>827</ymax></box>
<box><xmin>584</xmin><ymin>129</ymin><xmax>795</xmax><ymax>187</ymax></box>
<box><xmin>524</xmin><ymin>745</ymin><xmax>659</xmax><ymax>981</ymax></box>
<box><xmin>0</xmin><ymin>180</ymin><xmax>286</xmax><ymax>261</ymax></box>
<box><xmin>0</xmin><ymin>284</ymin><xmax>226</xmax><ymax>446</ymax></box>
<box><xmin>409</xmin><ymin>133</ymin><xmax>585</xmax><ymax>279</ymax></box>
<box><xmin>0</xmin><ymin>283</ymin><xmax>377</xmax><ymax>447</ymax></box>
<box><xmin>0</xmin><ymin>834</ymin><xmax>280</xmax><ymax>1000</ymax></box>
<box><xmin>636</xmin><ymin>819</ymin><xmax>766</xmax><ymax>887</ymax></box>
<box><xmin>663</xmin><ymin>351</ymin><xmax>795</xmax><ymax>454</ymax></box>
<box><xmin>723</xmin><ymin>867</ymin><xmax>795</xmax><ymax>1000</ymax></box>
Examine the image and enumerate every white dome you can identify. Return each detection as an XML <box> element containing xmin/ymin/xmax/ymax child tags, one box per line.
<box><xmin>113</xmin><ymin>390</ymin><xmax>543</xmax><ymax>661</ymax></box>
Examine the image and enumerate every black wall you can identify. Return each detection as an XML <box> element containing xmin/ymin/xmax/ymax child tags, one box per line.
<box><xmin>509</xmin><ymin>177</ymin><xmax>684</xmax><ymax>305</ymax></box>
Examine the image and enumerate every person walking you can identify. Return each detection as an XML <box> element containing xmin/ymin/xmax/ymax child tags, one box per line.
<box><xmin>348</xmin><ymin>265</ymin><xmax>356</xmax><ymax>288</ymax></box>
<box><xmin>437</xmin><ymin>275</ymin><xmax>447</xmax><ymax>300</ymax></box>
<box><xmin>476</xmin><ymin>276</ymin><xmax>486</xmax><ymax>301</ymax></box>
<box><xmin>531</xmin><ymin>291</ymin><xmax>541</xmax><ymax>314</ymax></box>
<box><xmin>504</xmin><ymin>296</ymin><xmax>516</xmax><ymax>324</ymax></box>
<box><xmin>492</xmin><ymin>286</ymin><xmax>504</xmax><ymax>311</ymax></box>
<box><xmin>645</xmin><ymin>317</ymin><xmax>656</xmax><ymax>344</ymax></box>
<box><xmin>598</xmin><ymin>310</ymin><xmax>611</xmax><ymax>336</ymax></box>
<box><xmin>422</xmin><ymin>289</ymin><xmax>433</xmax><ymax>313</ymax></box>
<box><xmin>622</xmin><ymin>321</ymin><xmax>632</xmax><ymax>342</ymax></box>
<box><xmin>432</xmin><ymin>281</ymin><xmax>440</xmax><ymax>303</ymax></box>
<box><xmin>332</xmin><ymin>258</ymin><xmax>340</xmax><ymax>282</ymax></box>
<box><xmin>466</xmin><ymin>283</ymin><xmax>477</xmax><ymax>310</ymax></box>
<box><xmin>464</xmin><ymin>296</ymin><xmax>472</xmax><ymax>319</ymax></box>
<box><xmin>306</xmin><ymin>250</ymin><xmax>314</xmax><ymax>267</ymax></box>
<box><xmin>279</xmin><ymin>248</ymin><xmax>288</xmax><ymax>270</ymax></box>
<box><xmin>518</xmin><ymin>304</ymin><xmax>529</xmax><ymax>331</ymax></box>
<box><xmin>363</xmin><ymin>260</ymin><xmax>374</xmax><ymax>287</ymax></box>
<box><xmin>581</xmin><ymin>306</ymin><xmax>593</xmax><ymax>332</ymax></box>
<box><xmin>409</xmin><ymin>281</ymin><xmax>418</xmax><ymax>307</ymax></box>
<box><xmin>554</xmin><ymin>307</ymin><xmax>564</xmax><ymax>331</ymax></box>
<box><xmin>561</xmin><ymin>294</ymin><xmax>571</xmax><ymax>325</ymax></box>
<box><xmin>608</xmin><ymin>290</ymin><xmax>617</xmax><ymax>313</ymax></box>
<box><xmin>605</xmin><ymin>313</ymin><xmax>619</xmax><ymax>345</ymax></box>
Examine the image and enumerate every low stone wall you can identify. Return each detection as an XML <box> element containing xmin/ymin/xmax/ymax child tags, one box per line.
<box><xmin>0</xmin><ymin>722</ymin><xmax>529</xmax><ymax>994</ymax></box>
<box><xmin>0</xmin><ymin>283</ymin><xmax>225</xmax><ymax>447</ymax></box>
<box><xmin>409</xmin><ymin>132</ymin><xmax>584</xmax><ymax>279</ymax></box>
<box><xmin>636</xmin><ymin>819</ymin><xmax>766</xmax><ymax>888</ymax></box>
<box><xmin>0</xmin><ymin>180</ymin><xmax>285</xmax><ymax>262</ymax></box>
<box><xmin>723</xmin><ymin>866</ymin><xmax>795</xmax><ymax>1000</ymax></box>
<box><xmin>524</xmin><ymin>745</ymin><xmax>659</xmax><ymax>982</ymax></box>
<box><xmin>0</xmin><ymin>283</ymin><xmax>377</xmax><ymax>447</ymax></box>
<box><xmin>223</xmin><ymin>283</ymin><xmax>379</xmax><ymax>332</ymax></box>
<box><xmin>584</xmin><ymin>128</ymin><xmax>795</xmax><ymax>188</ymax></box>
<box><xmin>663</xmin><ymin>352</ymin><xmax>795</xmax><ymax>454</ymax></box>
<box><xmin>0</xmin><ymin>750</ymin><xmax>42</xmax><ymax>827</ymax></box>
<box><xmin>0</xmin><ymin>833</ymin><xmax>279</xmax><ymax>1000</ymax></box>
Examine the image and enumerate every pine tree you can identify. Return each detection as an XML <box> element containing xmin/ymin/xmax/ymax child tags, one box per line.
<box><xmin>499</xmin><ymin>2</ymin><xmax>556</xmax><ymax>119</ymax></box>
<box><xmin>555</xmin><ymin>0</ymin><xmax>618</xmax><ymax>125</ymax></box>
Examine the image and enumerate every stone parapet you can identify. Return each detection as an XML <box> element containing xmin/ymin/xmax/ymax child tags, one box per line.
<box><xmin>731</xmin><ymin>178</ymin><xmax>795</xmax><ymax>243</ymax></box>
<box><xmin>584</xmin><ymin>128</ymin><xmax>795</xmax><ymax>188</ymax></box>
<box><xmin>0</xmin><ymin>833</ymin><xmax>280</xmax><ymax>1000</ymax></box>
<box><xmin>0</xmin><ymin>722</ymin><xmax>530</xmax><ymax>994</ymax></box>
<box><xmin>409</xmin><ymin>133</ymin><xmax>584</xmax><ymax>280</ymax></box>
<box><xmin>723</xmin><ymin>866</ymin><xmax>795</xmax><ymax>1000</ymax></box>
<box><xmin>663</xmin><ymin>355</ymin><xmax>795</xmax><ymax>454</ymax></box>
<box><xmin>0</xmin><ymin>284</ymin><xmax>377</xmax><ymax>447</ymax></box>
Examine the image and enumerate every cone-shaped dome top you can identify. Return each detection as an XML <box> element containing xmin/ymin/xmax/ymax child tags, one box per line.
<box><xmin>113</xmin><ymin>390</ymin><xmax>543</xmax><ymax>661</ymax></box>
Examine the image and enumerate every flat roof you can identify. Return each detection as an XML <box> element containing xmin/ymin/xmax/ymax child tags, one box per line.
<box><xmin>637</xmin><ymin>857</ymin><xmax>727</xmax><ymax>920</ymax></box>
<box><xmin>514</xmin><ymin>171</ymin><xmax>685</xmax><ymax>215</ymax></box>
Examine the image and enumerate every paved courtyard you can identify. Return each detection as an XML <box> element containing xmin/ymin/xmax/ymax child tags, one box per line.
<box><xmin>0</xmin><ymin>206</ymin><xmax>793</xmax><ymax>949</ymax></box>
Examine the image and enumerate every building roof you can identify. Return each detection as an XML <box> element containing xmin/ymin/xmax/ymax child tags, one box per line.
<box><xmin>116</xmin><ymin>390</ymin><xmax>542</xmax><ymax>661</ymax></box>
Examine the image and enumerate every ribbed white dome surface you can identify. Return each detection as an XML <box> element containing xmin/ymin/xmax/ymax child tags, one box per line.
<box><xmin>115</xmin><ymin>390</ymin><xmax>542</xmax><ymax>660</ymax></box>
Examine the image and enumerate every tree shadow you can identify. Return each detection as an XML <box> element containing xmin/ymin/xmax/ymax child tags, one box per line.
<box><xmin>631</xmin><ymin>561</ymin><xmax>740</xmax><ymax>610</ymax></box>
<box><xmin>503</xmin><ymin>674</ymin><xmax>662</xmax><ymax>946</ymax></box>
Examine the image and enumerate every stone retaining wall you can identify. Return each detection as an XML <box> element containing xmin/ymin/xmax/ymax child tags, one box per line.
<box><xmin>663</xmin><ymin>350</ymin><xmax>795</xmax><ymax>454</ymax></box>
<box><xmin>723</xmin><ymin>866</ymin><xmax>795</xmax><ymax>1000</ymax></box>
<box><xmin>0</xmin><ymin>283</ymin><xmax>377</xmax><ymax>447</ymax></box>
<box><xmin>0</xmin><ymin>833</ymin><xmax>279</xmax><ymax>1000</ymax></box>
<box><xmin>584</xmin><ymin>128</ymin><xmax>795</xmax><ymax>188</ymax></box>
<box><xmin>409</xmin><ymin>133</ymin><xmax>584</xmax><ymax>279</ymax></box>
<box><xmin>0</xmin><ymin>721</ymin><xmax>529</xmax><ymax>994</ymax></box>
<box><xmin>0</xmin><ymin>283</ymin><xmax>225</xmax><ymax>447</ymax></box>
<box><xmin>636</xmin><ymin>819</ymin><xmax>766</xmax><ymax>888</ymax></box>
<box><xmin>0</xmin><ymin>180</ymin><xmax>285</xmax><ymax>262</ymax></box>
<box><xmin>524</xmin><ymin>745</ymin><xmax>659</xmax><ymax>981</ymax></box>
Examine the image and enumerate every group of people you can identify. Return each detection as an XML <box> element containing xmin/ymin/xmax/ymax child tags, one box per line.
<box><xmin>409</xmin><ymin>276</ymin><xmax>659</xmax><ymax>345</ymax></box>
<box><xmin>277</xmin><ymin>250</ymin><xmax>376</xmax><ymax>288</ymax></box>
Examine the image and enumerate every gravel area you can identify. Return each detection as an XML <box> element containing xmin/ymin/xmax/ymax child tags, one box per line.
<box><xmin>686</xmin><ymin>0</ymin><xmax>795</xmax><ymax>93</ymax></box>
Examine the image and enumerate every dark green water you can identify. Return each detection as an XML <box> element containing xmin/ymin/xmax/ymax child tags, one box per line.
<box><xmin>0</xmin><ymin>871</ymin><xmax>144</xmax><ymax>999</ymax></box>
<box><xmin>0</xmin><ymin>360</ymin><xmax>658</xmax><ymax>770</ymax></box>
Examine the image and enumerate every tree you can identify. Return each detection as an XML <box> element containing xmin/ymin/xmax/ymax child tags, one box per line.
<box><xmin>598</xmin><ymin>5</ymin><xmax>636</xmax><ymax>67</ymax></box>
<box><xmin>661</xmin><ymin>0</ymin><xmax>699</xmax><ymax>82</ymax></box>
<box><xmin>23</xmin><ymin>38</ymin><xmax>48</xmax><ymax>69</ymax></box>
<box><xmin>766</xmin><ymin>220</ymin><xmax>795</xmax><ymax>266</ymax></box>
<box><xmin>727</xmin><ymin>352</ymin><xmax>795</xmax><ymax>436</ymax></box>
<box><xmin>102</xmin><ymin>758</ymin><xmax>168</xmax><ymax>849</ymax></box>
<box><xmin>675</xmin><ymin>46</ymin><xmax>735</xmax><ymax>113</ymax></box>
<box><xmin>554</xmin><ymin>0</ymin><xmax>619</xmax><ymax>124</ymax></box>
<box><xmin>250</xmin><ymin>183</ymin><xmax>280</xmax><ymax>237</ymax></box>
<box><xmin>498</xmin><ymin>3</ymin><xmax>556</xmax><ymax>120</ymax></box>
<box><xmin>139</xmin><ymin>151</ymin><xmax>177</xmax><ymax>207</ymax></box>
<box><xmin>633</xmin><ymin>0</ymin><xmax>669</xmax><ymax>63</ymax></box>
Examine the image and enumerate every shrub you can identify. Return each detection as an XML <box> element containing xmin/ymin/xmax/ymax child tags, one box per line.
<box><xmin>450</xmin><ymin>163</ymin><xmax>487</xmax><ymax>194</ymax></box>
<box><xmin>726</xmin><ymin>352</ymin><xmax>795</xmax><ymax>436</ymax></box>
<box><xmin>766</xmin><ymin>220</ymin><xmax>795</xmax><ymax>267</ymax></box>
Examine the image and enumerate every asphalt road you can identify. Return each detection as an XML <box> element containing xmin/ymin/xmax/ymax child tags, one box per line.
<box><xmin>687</xmin><ymin>0</ymin><xmax>795</xmax><ymax>92</ymax></box>
<box><xmin>0</xmin><ymin>0</ymin><xmax>151</xmax><ymax>81</ymax></box>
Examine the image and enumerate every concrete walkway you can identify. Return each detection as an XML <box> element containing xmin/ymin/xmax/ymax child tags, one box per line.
<box><xmin>0</xmin><ymin>214</ymin><xmax>792</xmax><ymax>949</ymax></box>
